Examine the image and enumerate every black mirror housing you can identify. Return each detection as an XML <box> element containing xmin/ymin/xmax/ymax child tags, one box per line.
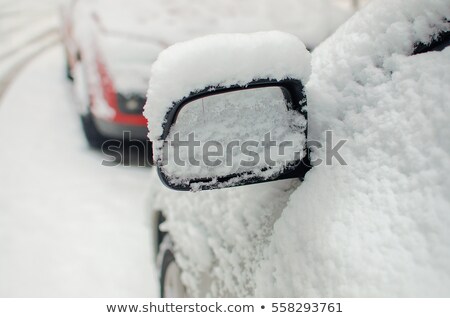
<box><xmin>156</xmin><ymin>78</ymin><xmax>311</xmax><ymax>191</ymax></box>
<box><xmin>143</xmin><ymin>31</ymin><xmax>313</xmax><ymax>192</ymax></box>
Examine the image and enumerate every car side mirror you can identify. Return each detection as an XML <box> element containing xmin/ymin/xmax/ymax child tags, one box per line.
<box><xmin>144</xmin><ymin>31</ymin><xmax>312</xmax><ymax>191</ymax></box>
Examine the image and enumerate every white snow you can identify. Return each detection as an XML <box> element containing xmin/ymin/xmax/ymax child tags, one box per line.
<box><xmin>0</xmin><ymin>47</ymin><xmax>158</xmax><ymax>297</ymax></box>
<box><xmin>147</xmin><ymin>0</ymin><xmax>450</xmax><ymax>297</ymax></box>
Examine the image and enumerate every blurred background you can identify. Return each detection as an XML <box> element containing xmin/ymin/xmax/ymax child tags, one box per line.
<box><xmin>0</xmin><ymin>0</ymin><xmax>368</xmax><ymax>297</ymax></box>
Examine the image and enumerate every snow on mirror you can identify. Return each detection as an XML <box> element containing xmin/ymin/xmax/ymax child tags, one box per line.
<box><xmin>161</xmin><ymin>86</ymin><xmax>307</xmax><ymax>189</ymax></box>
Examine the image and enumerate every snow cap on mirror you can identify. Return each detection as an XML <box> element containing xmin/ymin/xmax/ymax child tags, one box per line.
<box><xmin>144</xmin><ymin>31</ymin><xmax>311</xmax><ymax>142</ymax></box>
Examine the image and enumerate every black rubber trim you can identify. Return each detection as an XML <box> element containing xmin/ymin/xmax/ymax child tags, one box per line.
<box><xmin>413</xmin><ymin>30</ymin><xmax>450</xmax><ymax>55</ymax></box>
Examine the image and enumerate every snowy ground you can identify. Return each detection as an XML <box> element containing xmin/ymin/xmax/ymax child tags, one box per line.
<box><xmin>0</xmin><ymin>0</ymin><xmax>158</xmax><ymax>297</ymax></box>
<box><xmin>0</xmin><ymin>47</ymin><xmax>158</xmax><ymax>297</ymax></box>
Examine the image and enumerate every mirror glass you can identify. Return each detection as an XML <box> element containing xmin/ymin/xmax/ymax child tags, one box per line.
<box><xmin>160</xmin><ymin>86</ymin><xmax>307</xmax><ymax>187</ymax></box>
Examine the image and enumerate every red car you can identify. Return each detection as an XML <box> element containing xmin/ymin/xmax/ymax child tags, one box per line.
<box><xmin>60</xmin><ymin>0</ymin><xmax>164</xmax><ymax>147</ymax></box>
<box><xmin>60</xmin><ymin>0</ymin><xmax>353</xmax><ymax>149</ymax></box>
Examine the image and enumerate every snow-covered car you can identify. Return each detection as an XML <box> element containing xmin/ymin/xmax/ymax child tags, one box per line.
<box><xmin>60</xmin><ymin>0</ymin><xmax>162</xmax><ymax>147</ymax></box>
<box><xmin>145</xmin><ymin>0</ymin><xmax>450</xmax><ymax>297</ymax></box>
<box><xmin>60</xmin><ymin>0</ymin><xmax>351</xmax><ymax>148</ymax></box>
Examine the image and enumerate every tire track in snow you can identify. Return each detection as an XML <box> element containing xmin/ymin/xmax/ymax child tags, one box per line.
<box><xmin>0</xmin><ymin>0</ymin><xmax>59</xmax><ymax>101</ymax></box>
<box><xmin>0</xmin><ymin>35</ymin><xmax>59</xmax><ymax>101</ymax></box>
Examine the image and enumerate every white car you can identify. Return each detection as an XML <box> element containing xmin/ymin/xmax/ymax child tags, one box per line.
<box><xmin>146</xmin><ymin>0</ymin><xmax>450</xmax><ymax>297</ymax></box>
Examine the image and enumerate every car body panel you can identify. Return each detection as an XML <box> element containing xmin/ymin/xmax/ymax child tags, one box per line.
<box><xmin>149</xmin><ymin>0</ymin><xmax>450</xmax><ymax>297</ymax></box>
